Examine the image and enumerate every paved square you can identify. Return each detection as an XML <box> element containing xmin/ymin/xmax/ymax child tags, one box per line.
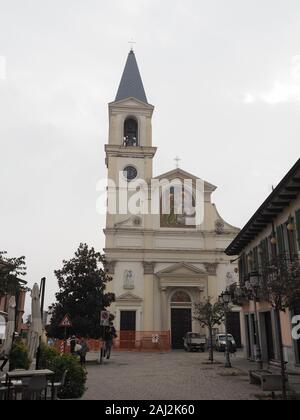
<box><xmin>82</xmin><ymin>351</ymin><xmax>258</xmax><ymax>400</ymax></box>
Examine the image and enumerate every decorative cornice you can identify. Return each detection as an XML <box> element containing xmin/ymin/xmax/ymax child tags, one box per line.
<box><xmin>105</xmin><ymin>145</ymin><xmax>157</xmax><ymax>160</ymax></box>
<box><xmin>159</xmin><ymin>278</ymin><xmax>206</xmax><ymax>290</ymax></box>
<box><xmin>104</xmin><ymin>248</ymin><xmax>229</xmax><ymax>256</ymax></box>
<box><xmin>116</xmin><ymin>292</ymin><xmax>143</xmax><ymax>304</ymax></box>
<box><xmin>104</xmin><ymin>228</ymin><xmax>238</xmax><ymax>238</ymax></box>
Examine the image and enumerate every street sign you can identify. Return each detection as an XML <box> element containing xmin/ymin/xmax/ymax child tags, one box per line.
<box><xmin>152</xmin><ymin>334</ymin><xmax>160</xmax><ymax>344</ymax></box>
<box><xmin>59</xmin><ymin>314</ymin><xmax>73</xmax><ymax>328</ymax></box>
<box><xmin>100</xmin><ymin>311</ymin><xmax>110</xmax><ymax>327</ymax></box>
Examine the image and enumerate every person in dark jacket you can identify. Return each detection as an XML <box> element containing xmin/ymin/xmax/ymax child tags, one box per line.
<box><xmin>70</xmin><ymin>335</ymin><xmax>76</xmax><ymax>354</ymax></box>
<box><xmin>78</xmin><ymin>339</ymin><xmax>89</xmax><ymax>366</ymax></box>
<box><xmin>104</xmin><ymin>324</ymin><xmax>117</xmax><ymax>360</ymax></box>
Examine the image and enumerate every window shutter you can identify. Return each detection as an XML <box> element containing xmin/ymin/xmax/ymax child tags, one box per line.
<box><xmin>253</xmin><ymin>247</ymin><xmax>259</xmax><ymax>271</ymax></box>
<box><xmin>296</xmin><ymin>209</ymin><xmax>300</xmax><ymax>249</ymax></box>
<box><xmin>260</xmin><ymin>238</ymin><xmax>269</xmax><ymax>265</ymax></box>
<box><xmin>276</xmin><ymin>225</ymin><xmax>285</xmax><ymax>255</ymax></box>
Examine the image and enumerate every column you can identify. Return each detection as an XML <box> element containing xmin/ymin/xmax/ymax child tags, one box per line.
<box><xmin>248</xmin><ymin>314</ymin><xmax>255</xmax><ymax>361</ymax></box>
<box><xmin>160</xmin><ymin>287</ymin><xmax>168</xmax><ymax>332</ymax></box>
<box><xmin>143</xmin><ymin>263</ymin><xmax>155</xmax><ymax>332</ymax></box>
<box><xmin>144</xmin><ymin>274</ymin><xmax>155</xmax><ymax>331</ymax></box>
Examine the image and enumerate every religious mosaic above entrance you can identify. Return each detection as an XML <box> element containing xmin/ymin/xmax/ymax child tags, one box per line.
<box><xmin>160</xmin><ymin>186</ymin><xmax>196</xmax><ymax>228</ymax></box>
<box><xmin>171</xmin><ymin>291</ymin><xmax>191</xmax><ymax>303</ymax></box>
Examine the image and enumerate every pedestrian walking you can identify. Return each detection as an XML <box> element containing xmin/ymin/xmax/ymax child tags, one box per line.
<box><xmin>104</xmin><ymin>324</ymin><xmax>117</xmax><ymax>360</ymax></box>
<box><xmin>70</xmin><ymin>335</ymin><xmax>76</xmax><ymax>354</ymax></box>
<box><xmin>78</xmin><ymin>339</ymin><xmax>89</xmax><ymax>366</ymax></box>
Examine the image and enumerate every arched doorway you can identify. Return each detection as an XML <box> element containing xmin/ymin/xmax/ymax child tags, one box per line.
<box><xmin>170</xmin><ymin>291</ymin><xmax>192</xmax><ymax>350</ymax></box>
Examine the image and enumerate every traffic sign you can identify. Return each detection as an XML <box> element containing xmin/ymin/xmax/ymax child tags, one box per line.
<box><xmin>100</xmin><ymin>311</ymin><xmax>110</xmax><ymax>327</ymax></box>
<box><xmin>152</xmin><ymin>334</ymin><xmax>160</xmax><ymax>344</ymax></box>
<box><xmin>59</xmin><ymin>314</ymin><xmax>73</xmax><ymax>328</ymax></box>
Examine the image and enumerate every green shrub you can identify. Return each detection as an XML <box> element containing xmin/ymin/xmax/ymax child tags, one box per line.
<box><xmin>39</xmin><ymin>344</ymin><xmax>60</xmax><ymax>369</ymax></box>
<box><xmin>40</xmin><ymin>345</ymin><xmax>87</xmax><ymax>399</ymax></box>
<box><xmin>9</xmin><ymin>340</ymin><xmax>30</xmax><ymax>371</ymax></box>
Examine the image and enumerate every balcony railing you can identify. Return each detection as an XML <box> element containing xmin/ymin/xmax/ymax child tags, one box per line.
<box><xmin>233</xmin><ymin>254</ymin><xmax>300</xmax><ymax>306</ymax></box>
<box><xmin>123</xmin><ymin>136</ymin><xmax>138</xmax><ymax>147</ymax></box>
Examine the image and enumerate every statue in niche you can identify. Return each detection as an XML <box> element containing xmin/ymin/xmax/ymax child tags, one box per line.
<box><xmin>123</xmin><ymin>270</ymin><xmax>135</xmax><ymax>290</ymax></box>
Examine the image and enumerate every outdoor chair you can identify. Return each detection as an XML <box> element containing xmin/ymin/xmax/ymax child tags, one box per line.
<box><xmin>13</xmin><ymin>377</ymin><xmax>31</xmax><ymax>400</ymax></box>
<box><xmin>0</xmin><ymin>374</ymin><xmax>20</xmax><ymax>400</ymax></box>
<box><xmin>0</xmin><ymin>386</ymin><xmax>8</xmax><ymax>400</ymax></box>
<box><xmin>47</xmin><ymin>370</ymin><xmax>68</xmax><ymax>400</ymax></box>
<box><xmin>22</xmin><ymin>376</ymin><xmax>47</xmax><ymax>400</ymax></box>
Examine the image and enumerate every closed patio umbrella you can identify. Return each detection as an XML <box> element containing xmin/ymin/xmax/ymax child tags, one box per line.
<box><xmin>0</xmin><ymin>296</ymin><xmax>16</xmax><ymax>358</ymax></box>
<box><xmin>27</xmin><ymin>284</ymin><xmax>43</xmax><ymax>363</ymax></box>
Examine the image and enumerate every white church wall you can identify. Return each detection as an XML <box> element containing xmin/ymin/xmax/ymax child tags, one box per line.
<box><xmin>215</xmin><ymin>237</ymin><xmax>237</xmax><ymax>249</ymax></box>
<box><xmin>216</xmin><ymin>262</ymin><xmax>238</xmax><ymax>297</ymax></box>
<box><xmin>154</xmin><ymin>236</ymin><xmax>204</xmax><ymax>250</ymax></box>
<box><xmin>115</xmin><ymin>235</ymin><xmax>144</xmax><ymax>248</ymax></box>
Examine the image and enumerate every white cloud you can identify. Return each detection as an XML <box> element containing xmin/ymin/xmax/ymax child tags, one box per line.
<box><xmin>243</xmin><ymin>55</ymin><xmax>300</xmax><ymax>105</ymax></box>
<box><xmin>243</xmin><ymin>92</ymin><xmax>255</xmax><ymax>104</ymax></box>
<box><xmin>260</xmin><ymin>81</ymin><xmax>300</xmax><ymax>105</ymax></box>
<box><xmin>0</xmin><ymin>56</ymin><xmax>6</xmax><ymax>80</ymax></box>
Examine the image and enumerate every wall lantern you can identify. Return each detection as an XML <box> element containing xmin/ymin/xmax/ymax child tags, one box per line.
<box><xmin>287</xmin><ymin>223</ymin><xmax>295</xmax><ymax>232</ymax></box>
<box><xmin>271</xmin><ymin>237</ymin><xmax>277</xmax><ymax>245</ymax></box>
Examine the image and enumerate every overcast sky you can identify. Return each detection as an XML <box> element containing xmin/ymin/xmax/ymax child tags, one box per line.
<box><xmin>1</xmin><ymin>0</ymin><xmax>300</xmax><ymax>312</ymax></box>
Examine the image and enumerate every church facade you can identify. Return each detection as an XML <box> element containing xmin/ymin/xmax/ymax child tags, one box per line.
<box><xmin>104</xmin><ymin>50</ymin><xmax>240</xmax><ymax>349</ymax></box>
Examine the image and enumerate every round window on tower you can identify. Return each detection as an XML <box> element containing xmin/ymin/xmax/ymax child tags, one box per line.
<box><xmin>123</xmin><ymin>166</ymin><xmax>138</xmax><ymax>182</ymax></box>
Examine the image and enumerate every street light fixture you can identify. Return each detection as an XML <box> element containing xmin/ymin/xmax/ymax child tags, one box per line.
<box><xmin>219</xmin><ymin>291</ymin><xmax>232</xmax><ymax>369</ymax></box>
<box><xmin>271</xmin><ymin>237</ymin><xmax>277</xmax><ymax>246</ymax></box>
<box><xmin>287</xmin><ymin>216</ymin><xmax>295</xmax><ymax>232</ymax></box>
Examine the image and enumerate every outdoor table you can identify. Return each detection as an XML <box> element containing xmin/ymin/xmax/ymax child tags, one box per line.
<box><xmin>5</xmin><ymin>369</ymin><xmax>55</xmax><ymax>400</ymax></box>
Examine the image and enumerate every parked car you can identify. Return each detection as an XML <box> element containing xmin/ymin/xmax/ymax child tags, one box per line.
<box><xmin>215</xmin><ymin>334</ymin><xmax>237</xmax><ymax>353</ymax></box>
<box><xmin>184</xmin><ymin>333</ymin><xmax>206</xmax><ymax>352</ymax></box>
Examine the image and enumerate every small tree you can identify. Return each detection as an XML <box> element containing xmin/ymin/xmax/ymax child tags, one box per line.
<box><xmin>0</xmin><ymin>251</ymin><xmax>27</xmax><ymax>297</ymax></box>
<box><xmin>47</xmin><ymin>244</ymin><xmax>115</xmax><ymax>339</ymax></box>
<box><xmin>262</xmin><ymin>256</ymin><xmax>300</xmax><ymax>400</ymax></box>
<box><xmin>9</xmin><ymin>339</ymin><xmax>30</xmax><ymax>371</ymax></box>
<box><xmin>194</xmin><ymin>299</ymin><xmax>225</xmax><ymax>363</ymax></box>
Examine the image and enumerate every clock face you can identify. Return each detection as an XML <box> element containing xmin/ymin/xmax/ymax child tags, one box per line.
<box><xmin>123</xmin><ymin>166</ymin><xmax>138</xmax><ymax>181</ymax></box>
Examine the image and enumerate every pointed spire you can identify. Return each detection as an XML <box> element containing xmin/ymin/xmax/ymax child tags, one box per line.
<box><xmin>115</xmin><ymin>50</ymin><xmax>148</xmax><ymax>104</ymax></box>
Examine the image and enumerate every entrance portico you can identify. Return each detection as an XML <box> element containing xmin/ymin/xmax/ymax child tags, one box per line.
<box><xmin>156</xmin><ymin>263</ymin><xmax>208</xmax><ymax>347</ymax></box>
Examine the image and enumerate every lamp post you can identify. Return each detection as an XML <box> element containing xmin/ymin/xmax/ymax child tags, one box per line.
<box><xmin>219</xmin><ymin>291</ymin><xmax>232</xmax><ymax>369</ymax></box>
<box><xmin>246</xmin><ymin>272</ymin><xmax>263</xmax><ymax>370</ymax></box>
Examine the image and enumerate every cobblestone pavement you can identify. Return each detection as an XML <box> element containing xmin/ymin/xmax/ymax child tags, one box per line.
<box><xmin>82</xmin><ymin>351</ymin><xmax>258</xmax><ymax>400</ymax></box>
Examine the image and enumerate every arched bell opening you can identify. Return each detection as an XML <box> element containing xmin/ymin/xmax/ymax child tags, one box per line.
<box><xmin>124</xmin><ymin>118</ymin><xmax>138</xmax><ymax>147</ymax></box>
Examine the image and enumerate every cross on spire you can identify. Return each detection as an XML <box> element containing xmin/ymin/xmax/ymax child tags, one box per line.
<box><xmin>175</xmin><ymin>156</ymin><xmax>181</xmax><ymax>169</ymax></box>
<box><xmin>128</xmin><ymin>39</ymin><xmax>137</xmax><ymax>51</ymax></box>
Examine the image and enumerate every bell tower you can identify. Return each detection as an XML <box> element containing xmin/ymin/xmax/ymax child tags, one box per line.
<box><xmin>105</xmin><ymin>50</ymin><xmax>157</xmax><ymax>230</ymax></box>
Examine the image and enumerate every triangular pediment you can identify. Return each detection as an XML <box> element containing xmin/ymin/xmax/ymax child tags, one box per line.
<box><xmin>114</xmin><ymin>216</ymin><xmax>142</xmax><ymax>229</ymax></box>
<box><xmin>155</xmin><ymin>168</ymin><xmax>217</xmax><ymax>192</ymax></box>
<box><xmin>156</xmin><ymin>263</ymin><xmax>206</xmax><ymax>277</ymax></box>
<box><xmin>116</xmin><ymin>292</ymin><xmax>143</xmax><ymax>302</ymax></box>
<box><xmin>109</xmin><ymin>97</ymin><xmax>154</xmax><ymax>110</ymax></box>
